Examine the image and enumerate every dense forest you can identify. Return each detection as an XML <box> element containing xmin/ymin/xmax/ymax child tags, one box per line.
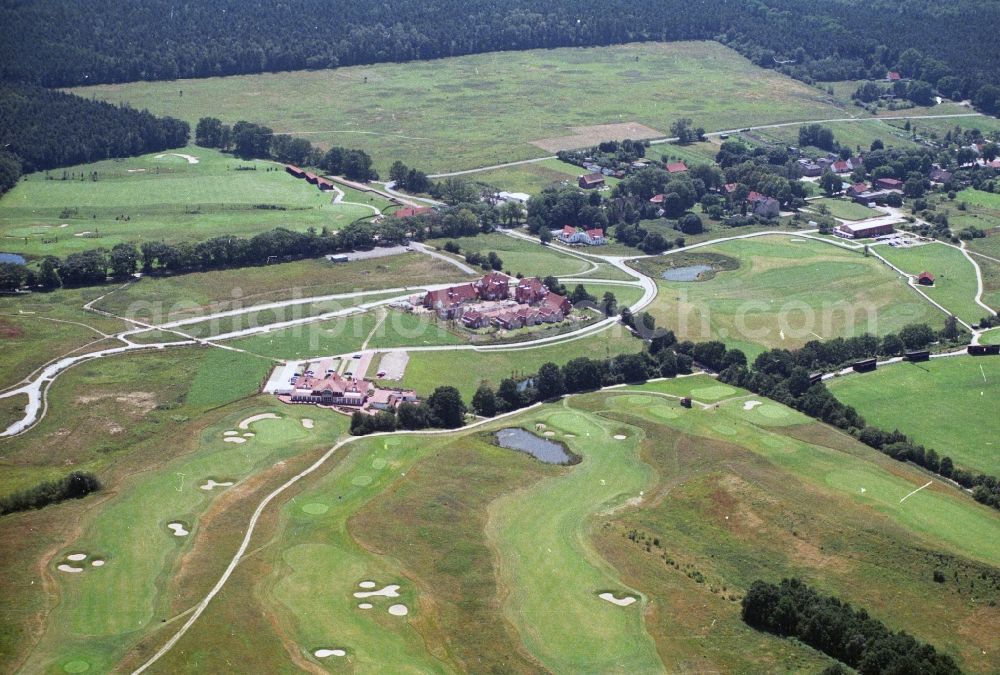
<box><xmin>0</xmin><ymin>82</ymin><xmax>189</xmax><ymax>179</ymax></box>
<box><xmin>1</xmin><ymin>0</ymin><xmax>999</xmax><ymax>114</ymax></box>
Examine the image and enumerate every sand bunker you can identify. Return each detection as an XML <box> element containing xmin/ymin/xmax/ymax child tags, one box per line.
<box><xmin>613</xmin><ymin>434</ymin><xmax>627</xmax><ymax>440</ymax></box>
<box><xmin>599</xmin><ymin>592</ymin><xmax>637</xmax><ymax>607</ymax></box>
<box><xmin>223</xmin><ymin>437</ymin><xmax>246</xmax><ymax>444</ymax></box>
<box><xmin>358</xmin><ymin>603</ymin><xmax>373</xmax><ymax>609</ymax></box>
<box><xmin>200</xmin><ymin>479</ymin><xmax>234</xmax><ymax>490</ymax></box>
<box><xmin>223</xmin><ymin>431</ymin><xmax>239</xmax><ymax>436</ymax></box>
<box><xmin>388</xmin><ymin>604</ymin><xmax>409</xmax><ymax>616</ymax></box>
<box><xmin>354</xmin><ymin>584</ymin><xmax>400</xmax><ymax>599</ymax></box>
<box><xmin>302</xmin><ymin>418</ymin><xmax>314</xmax><ymax>429</ymax></box>
<box><xmin>154</xmin><ymin>152</ymin><xmax>200</xmax><ymax>164</ymax></box>
<box><xmin>743</xmin><ymin>400</ymin><xmax>763</xmax><ymax>410</ymax></box>
<box><xmin>543</xmin><ymin>431</ymin><xmax>556</xmax><ymax>437</ymax></box>
<box><xmin>242</xmin><ymin>432</ymin><xmax>254</xmax><ymax>437</ymax></box>
<box><xmin>358</xmin><ymin>581</ymin><xmax>376</xmax><ymax>589</ymax></box>
<box><xmin>314</xmin><ymin>648</ymin><xmax>347</xmax><ymax>658</ymax></box>
<box><xmin>57</xmin><ymin>564</ymin><xmax>84</xmax><ymax>573</ymax></box>
<box><xmin>239</xmin><ymin>413</ymin><xmax>280</xmax><ymax>429</ymax></box>
<box><xmin>91</xmin><ymin>559</ymin><xmax>105</xmax><ymax>567</ymax></box>
<box><xmin>565</xmin><ymin>434</ymin><xmax>576</xmax><ymax>438</ymax></box>
<box><xmin>167</xmin><ymin>522</ymin><xmax>190</xmax><ymax>537</ymax></box>
<box><xmin>74</xmin><ymin>232</ymin><xmax>92</xmax><ymax>237</ymax></box>
<box><xmin>67</xmin><ymin>553</ymin><xmax>87</xmax><ymax>562</ymax></box>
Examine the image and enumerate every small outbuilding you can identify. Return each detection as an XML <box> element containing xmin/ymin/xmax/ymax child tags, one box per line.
<box><xmin>578</xmin><ymin>173</ymin><xmax>605</xmax><ymax>189</ymax></box>
<box><xmin>917</xmin><ymin>271</ymin><xmax>935</xmax><ymax>286</ymax></box>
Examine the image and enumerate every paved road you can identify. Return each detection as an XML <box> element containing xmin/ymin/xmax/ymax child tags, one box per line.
<box><xmin>410</xmin><ymin>241</ymin><xmax>478</xmax><ymax>274</ymax></box>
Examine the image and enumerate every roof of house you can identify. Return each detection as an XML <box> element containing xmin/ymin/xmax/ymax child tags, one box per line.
<box><xmin>562</xmin><ymin>225</ymin><xmax>577</xmax><ymax>235</ymax></box>
<box><xmin>918</xmin><ymin>271</ymin><xmax>935</xmax><ymax>282</ymax></box>
<box><xmin>580</xmin><ymin>172</ymin><xmax>605</xmax><ymax>184</ymax></box>
<box><xmin>666</xmin><ymin>161</ymin><xmax>688</xmax><ymax>173</ymax></box>
<box><xmin>877</xmin><ymin>177</ymin><xmax>903</xmax><ymax>186</ymax></box>
<box><xmin>585</xmin><ymin>228</ymin><xmax>604</xmax><ymax>238</ymax></box>
<box><xmin>650</xmin><ymin>194</ymin><xmax>665</xmax><ymax>203</ymax></box>
<box><xmin>887</xmin><ymin>71</ymin><xmax>901</xmax><ymax>81</ymax></box>
<box><xmin>850</xmin><ymin>182</ymin><xmax>869</xmax><ymax>193</ymax></box>
<box><xmin>832</xmin><ymin>160</ymin><xmax>850</xmax><ymax>172</ymax></box>
<box><xmin>723</xmin><ymin>183</ymin><xmax>738</xmax><ymax>194</ymax></box>
<box><xmin>425</xmin><ymin>283</ymin><xmax>477</xmax><ymax>307</ymax></box>
<box><xmin>285</xmin><ymin>164</ymin><xmax>304</xmax><ymax>174</ymax></box>
<box><xmin>747</xmin><ymin>191</ymin><xmax>765</xmax><ymax>203</ymax></box>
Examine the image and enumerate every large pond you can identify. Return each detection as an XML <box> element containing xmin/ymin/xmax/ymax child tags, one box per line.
<box><xmin>661</xmin><ymin>264</ymin><xmax>713</xmax><ymax>281</ymax></box>
<box><xmin>495</xmin><ymin>428</ymin><xmax>573</xmax><ymax>464</ymax></box>
<box><xmin>0</xmin><ymin>253</ymin><xmax>26</xmax><ymax>265</ymax></box>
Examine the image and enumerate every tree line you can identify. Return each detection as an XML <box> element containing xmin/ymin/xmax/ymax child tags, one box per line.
<box><xmin>195</xmin><ymin>117</ymin><xmax>377</xmax><ymax>181</ymax></box>
<box><xmin>3</xmin><ymin>0</ymin><xmax>999</xmax><ymax>119</ymax></box>
<box><xmin>742</xmin><ymin>578</ymin><xmax>960</xmax><ymax>675</ymax></box>
<box><xmin>0</xmin><ymin>81</ymin><xmax>189</xmax><ymax>186</ymax></box>
<box><xmin>0</xmin><ymin>472</ymin><xmax>102</xmax><ymax>517</ymax></box>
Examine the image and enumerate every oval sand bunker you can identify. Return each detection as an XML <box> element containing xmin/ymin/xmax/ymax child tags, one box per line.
<box><xmin>66</xmin><ymin>553</ymin><xmax>87</xmax><ymax>562</ymax></box>
<box><xmin>301</xmin><ymin>418</ymin><xmax>314</xmax><ymax>429</ymax></box>
<box><xmin>57</xmin><ymin>564</ymin><xmax>84</xmax><ymax>574</ymax></box>
<box><xmin>613</xmin><ymin>434</ymin><xmax>627</xmax><ymax>440</ymax></box>
<box><xmin>388</xmin><ymin>604</ymin><xmax>409</xmax><ymax>616</ymax></box>
<box><xmin>314</xmin><ymin>648</ymin><xmax>346</xmax><ymax>658</ymax></box>
<box><xmin>167</xmin><ymin>522</ymin><xmax>190</xmax><ymax>537</ymax></box>
<box><xmin>358</xmin><ymin>581</ymin><xmax>376</xmax><ymax>589</ymax></box>
<box><xmin>91</xmin><ymin>559</ymin><xmax>105</xmax><ymax>567</ymax></box>
<box><xmin>743</xmin><ymin>400</ymin><xmax>763</xmax><ymax>410</ymax></box>
<box><xmin>599</xmin><ymin>592</ymin><xmax>637</xmax><ymax>607</ymax></box>
<box><xmin>358</xmin><ymin>603</ymin><xmax>373</xmax><ymax>609</ymax></box>
<box><xmin>223</xmin><ymin>437</ymin><xmax>246</xmax><ymax>444</ymax></box>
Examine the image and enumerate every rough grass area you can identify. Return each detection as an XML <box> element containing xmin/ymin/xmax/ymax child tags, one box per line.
<box><xmin>469</xmin><ymin>158</ymin><xmax>614</xmax><ymax>195</ymax></box>
<box><xmin>69</xmin><ymin>42</ymin><xmax>848</xmax><ymax>175</ymax></box>
<box><xmin>0</xmin><ymin>147</ymin><xmax>389</xmax><ymax>257</ymax></box>
<box><xmin>828</xmin><ymin>358</ymin><xmax>1000</xmax><ymax>475</ymax></box>
<box><xmin>94</xmin><ymin>253</ymin><xmax>471</xmax><ymax>322</ymax></box>
<box><xmin>0</xmin><ymin>393</ymin><xmax>28</xmax><ymax>431</ymax></box>
<box><xmin>753</xmin><ymin>118</ymin><xmax>924</xmax><ymax>153</ymax></box>
<box><xmin>811</xmin><ymin>198</ymin><xmax>880</xmax><ymax>221</ymax></box>
<box><xmin>427</xmin><ymin>232</ymin><xmax>593</xmax><ymax>277</ymax></box>
<box><xmin>623</xmin><ymin>374</ymin><xmax>746</xmax><ymax>402</ymax></box>
<box><xmin>878</xmin><ymin>242</ymin><xmax>984</xmax><ymax>325</ymax></box>
<box><xmin>0</xmin><ymin>288</ymin><xmax>129</xmax><ymax>391</ymax></box>
<box><xmin>646</xmin><ymin>235</ymin><xmax>942</xmax><ymax>357</ymax></box>
<box><xmin>390</xmin><ymin>325</ymin><xmax>643</xmax><ymax>398</ymax></box>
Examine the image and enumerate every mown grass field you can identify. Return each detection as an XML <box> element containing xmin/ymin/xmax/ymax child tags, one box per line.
<box><xmin>95</xmin><ymin>252</ymin><xmax>471</xmax><ymax>322</ymax></box>
<box><xmin>828</xmin><ymin>357</ymin><xmax>1000</xmax><ymax>475</ymax></box>
<box><xmin>69</xmin><ymin>42</ymin><xmax>848</xmax><ymax>175</ymax></box>
<box><xmin>811</xmin><ymin>197</ymin><xmax>880</xmax><ymax>221</ymax></box>
<box><xmin>878</xmin><ymin>242</ymin><xmax>986</xmax><ymax>325</ymax></box>
<box><xmin>427</xmin><ymin>231</ymin><xmax>594</xmax><ymax>277</ymax></box>
<box><xmin>644</xmin><ymin>235</ymin><xmax>943</xmax><ymax>357</ymax></box>
<box><xmin>0</xmin><ymin>147</ymin><xmax>388</xmax><ymax>258</ymax></box>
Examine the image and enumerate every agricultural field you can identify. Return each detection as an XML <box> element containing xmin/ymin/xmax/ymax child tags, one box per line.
<box><xmin>642</xmin><ymin>235</ymin><xmax>944</xmax><ymax>357</ymax></box>
<box><xmin>877</xmin><ymin>242</ymin><xmax>987</xmax><ymax>325</ymax></box>
<box><xmin>69</xmin><ymin>42</ymin><xmax>849</xmax><ymax>175</ymax></box>
<box><xmin>426</xmin><ymin>232</ymin><xmax>594</xmax><ymax>277</ymax></box>
<box><xmin>810</xmin><ymin>197</ymin><xmax>880</xmax><ymax>221</ymax></box>
<box><xmin>0</xmin><ymin>147</ymin><xmax>389</xmax><ymax>258</ymax></box>
<box><xmin>829</xmin><ymin>357</ymin><xmax>1000</xmax><ymax>475</ymax></box>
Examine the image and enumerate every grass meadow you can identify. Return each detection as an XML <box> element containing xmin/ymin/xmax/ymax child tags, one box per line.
<box><xmin>828</xmin><ymin>357</ymin><xmax>1000</xmax><ymax>474</ymax></box>
<box><xmin>0</xmin><ymin>147</ymin><xmax>388</xmax><ymax>258</ymax></box>
<box><xmin>69</xmin><ymin>42</ymin><xmax>848</xmax><ymax>175</ymax></box>
<box><xmin>752</xmin><ymin>118</ymin><xmax>925</xmax><ymax>153</ymax></box>
<box><xmin>878</xmin><ymin>242</ymin><xmax>986</xmax><ymax>324</ymax></box>
<box><xmin>811</xmin><ymin>197</ymin><xmax>880</xmax><ymax>221</ymax></box>
<box><xmin>427</xmin><ymin>232</ymin><xmax>594</xmax><ymax>277</ymax></box>
<box><xmin>644</xmin><ymin>235</ymin><xmax>943</xmax><ymax>357</ymax></box>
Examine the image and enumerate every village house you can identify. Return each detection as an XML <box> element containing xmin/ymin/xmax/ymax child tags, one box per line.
<box><xmin>515</xmin><ymin>277</ymin><xmax>548</xmax><ymax>304</ymax></box>
<box><xmin>557</xmin><ymin>225</ymin><xmax>606</xmax><ymax>246</ymax></box>
<box><xmin>929</xmin><ymin>168</ymin><xmax>953</xmax><ymax>184</ymax></box>
<box><xmin>665</xmin><ymin>161</ymin><xmax>688</xmax><ymax>174</ymax></box>
<box><xmin>798</xmin><ymin>159</ymin><xmax>823</xmax><ymax>177</ymax></box>
<box><xmin>887</xmin><ymin>71</ymin><xmax>902</xmax><ymax>82</ymax></box>
<box><xmin>846</xmin><ymin>182</ymin><xmax>869</xmax><ymax>198</ymax></box>
<box><xmin>875</xmin><ymin>177</ymin><xmax>904</xmax><ymax>191</ymax></box>
<box><xmin>460</xmin><ymin>309</ymin><xmax>490</xmax><ymax>329</ymax></box>
<box><xmin>578</xmin><ymin>173</ymin><xmax>605</xmax><ymax>189</ymax></box>
<box><xmin>287</xmin><ymin>373</ymin><xmax>371</xmax><ymax>406</ymax></box>
<box><xmin>474</xmin><ymin>272</ymin><xmax>511</xmax><ymax>300</ymax></box>
<box><xmin>753</xmin><ymin>197</ymin><xmax>781</xmax><ymax>219</ymax></box>
<box><xmin>422</xmin><ymin>283</ymin><xmax>478</xmax><ymax>319</ymax></box>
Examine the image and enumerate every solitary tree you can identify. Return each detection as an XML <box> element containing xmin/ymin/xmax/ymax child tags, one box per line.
<box><xmin>427</xmin><ymin>386</ymin><xmax>467</xmax><ymax>428</ymax></box>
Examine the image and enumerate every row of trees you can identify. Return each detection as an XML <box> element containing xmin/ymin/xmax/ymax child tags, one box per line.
<box><xmin>742</xmin><ymin>578</ymin><xmax>960</xmax><ymax>675</ymax></box>
<box><xmin>194</xmin><ymin>117</ymin><xmax>377</xmax><ymax>181</ymax></box>
<box><xmin>707</xmin><ymin>328</ymin><xmax>1000</xmax><ymax>511</ymax></box>
<box><xmin>0</xmin><ymin>81</ymin><xmax>189</xmax><ymax>175</ymax></box>
<box><xmin>0</xmin><ymin>472</ymin><xmax>102</xmax><ymax>516</ymax></box>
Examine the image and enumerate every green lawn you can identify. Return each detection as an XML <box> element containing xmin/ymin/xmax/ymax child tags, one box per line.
<box><xmin>427</xmin><ymin>232</ymin><xmax>594</xmax><ymax>278</ymax></box>
<box><xmin>366</xmin><ymin>309</ymin><xmax>467</xmax><ymax>350</ymax></box>
<box><xmin>811</xmin><ymin>198</ymin><xmax>880</xmax><ymax>221</ymax></box>
<box><xmin>828</xmin><ymin>357</ymin><xmax>1000</xmax><ymax>475</ymax></box>
<box><xmin>878</xmin><ymin>242</ymin><xmax>985</xmax><ymax>325</ymax></box>
<box><xmin>388</xmin><ymin>325</ymin><xmax>643</xmax><ymax>398</ymax></box>
<box><xmin>69</xmin><ymin>42</ymin><xmax>849</xmax><ymax>176</ymax></box>
<box><xmin>645</xmin><ymin>234</ymin><xmax>943</xmax><ymax>357</ymax></box>
<box><xmin>185</xmin><ymin>348</ymin><xmax>275</xmax><ymax>407</ymax></box>
<box><xmin>624</xmin><ymin>374</ymin><xmax>746</xmax><ymax>402</ymax></box>
<box><xmin>0</xmin><ymin>147</ymin><xmax>388</xmax><ymax>258</ymax></box>
<box><xmin>227</xmin><ymin>311</ymin><xmax>378</xmax><ymax>360</ymax></box>
<box><xmin>957</xmin><ymin>188</ymin><xmax>1000</xmax><ymax>211</ymax></box>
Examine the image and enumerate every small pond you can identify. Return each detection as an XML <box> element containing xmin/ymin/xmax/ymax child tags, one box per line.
<box><xmin>0</xmin><ymin>253</ymin><xmax>26</xmax><ymax>266</ymax></box>
<box><xmin>495</xmin><ymin>428</ymin><xmax>573</xmax><ymax>464</ymax></box>
<box><xmin>661</xmin><ymin>264</ymin><xmax>713</xmax><ymax>281</ymax></box>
